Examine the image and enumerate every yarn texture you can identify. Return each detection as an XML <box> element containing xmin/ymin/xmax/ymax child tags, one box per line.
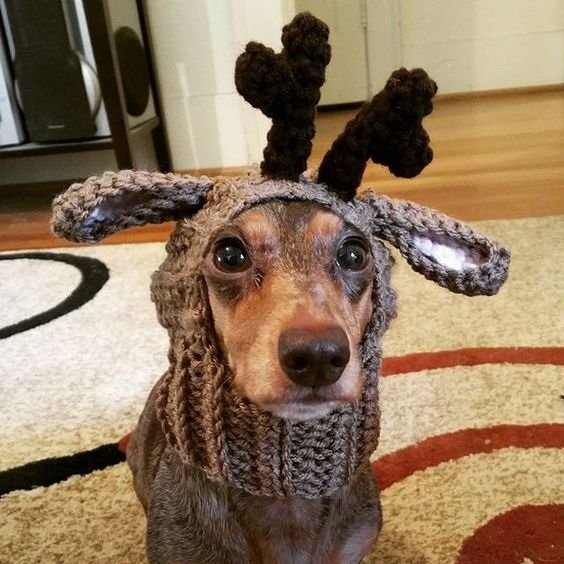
<box><xmin>318</xmin><ymin>68</ymin><xmax>438</xmax><ymax>201</ymax></box>
<box><xmin>52</xmin><ymin>171</ymin><xmax>509</xmax><ymax>498</ymax></box>
<box><xmin>235</xmin><ymin>13</ymin><xmax>331</xmax><ymax>181</ymax></box>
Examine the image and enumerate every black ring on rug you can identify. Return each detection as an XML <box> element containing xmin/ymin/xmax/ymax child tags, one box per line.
<box><xmin>0</xmin><ymin>252</ymin><xmax>109</xmax><ymax>340</ymax></box>
<box><xmin>0</xmin><ymin>442</ymin><xmax>125</xmax><ymax>496</ymax></box>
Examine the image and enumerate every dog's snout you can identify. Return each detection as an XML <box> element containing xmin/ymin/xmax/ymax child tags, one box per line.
<box><xmin>278</xmin><ymin>327</ymin><xmax>350</xmax><ymax>388</ymax></box>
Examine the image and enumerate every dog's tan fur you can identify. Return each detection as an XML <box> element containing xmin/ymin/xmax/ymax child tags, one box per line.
<box><xmin>203</xmin><ymin>201</ymin><xmax>374</xmax><ymax>421</ymax></box>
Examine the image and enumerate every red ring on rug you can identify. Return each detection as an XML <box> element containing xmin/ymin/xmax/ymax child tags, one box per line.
<box><xmin>373</xmin><ymin>423</ymin><xmax>564</xmax><ymax>490</ymax></box>
<box><xmin>382</xmin><ymin>346</ymin><xmax>564</xmax><ymax>376</ymax></box>
<box><xmin>119</xmin><ymin>348</ymin><xmax>564</xmax><ymax>464</ymax></box>
<box><xmin>457</xmin><ymin>504</ymin><xmax>564</xmax><ymax>563</ymax></box>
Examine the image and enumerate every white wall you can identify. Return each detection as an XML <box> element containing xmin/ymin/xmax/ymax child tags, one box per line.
<box><xmin>147</xmin><ymin>0</ymin><xmax>563</xmax><ymax>170</ymax></box>
<box><xmin>368</xmin><ymin>0</ymin><xmax>564</xmax><ymax>95</ymax></box>
<box><xmin>145</xmin><ymin>0</ymin><xmax>293</xmax><ymax>171</ymax></box>
<box><xmin>295</xmin><ymin>0</ymin><xmax>369</xmax><ymax>105</ymax></box>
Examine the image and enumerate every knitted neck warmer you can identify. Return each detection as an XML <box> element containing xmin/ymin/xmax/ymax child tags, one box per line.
<box><xmin>151</xmin><ymin>176</ymin><xmax>396</xmax><ymax>498</ymax></box>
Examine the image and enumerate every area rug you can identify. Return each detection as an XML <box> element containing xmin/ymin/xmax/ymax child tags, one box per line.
<box><xmin>0</xmin><ymin>215</ymin><xmax>562</xmax><ymax>563</ymax></box>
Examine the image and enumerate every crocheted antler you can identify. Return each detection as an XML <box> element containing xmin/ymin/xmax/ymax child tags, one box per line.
<box><xmin>318</xmin><ymin>68</ymin><xmax>437</xmax><ymax>200</ymax></box>
<box><xmin>235</xmin><ymin>12</ymin><xmax>330</xmax><ymax>181</ymax></box>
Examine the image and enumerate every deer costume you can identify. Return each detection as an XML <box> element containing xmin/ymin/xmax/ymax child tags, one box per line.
<box><xmin>51</xmin><ymin>13</ymin><xmax>510</xmax><ymax>563</ymax></box>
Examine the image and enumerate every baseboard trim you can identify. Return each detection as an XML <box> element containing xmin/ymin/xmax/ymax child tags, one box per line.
<box><xmin>435</xmin><ymin>83</ymin><xmax>563</xmax><ymax>103</ymax></box>
<box><xmin>176</xmin><ymin>165</ymin><xmax>251</xmax><ymax>178</ymax></box>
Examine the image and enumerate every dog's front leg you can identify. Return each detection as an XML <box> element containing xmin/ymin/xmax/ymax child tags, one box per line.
<box><xmin>146</xmin><ymin>449</ymin><xmax>251</xmax><ymax>564</ymax></box>
<box><xmin>319</xmin><ymin>466</ymin><xmax>382</xmax><ymax>564</ymax></box>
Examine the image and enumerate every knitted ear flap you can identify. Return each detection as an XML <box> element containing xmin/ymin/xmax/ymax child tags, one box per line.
<box><xmin>51</xmin><ymin>170</ymin><xmax>214</xmax><ymax>243</ymax></box>
<box><xmin>356</xmin><ymin>190</ymin><xmax>510</xmax><ymax>296</ymax></box>
<box><xmin>318</xmin><ymin>68</ymin><xmax>437</xmax><ymax>200</ymax></box>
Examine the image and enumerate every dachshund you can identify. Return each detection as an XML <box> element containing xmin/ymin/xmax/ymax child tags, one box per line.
<box><xmin>51</xmin><ymin>12</ymin><xmax>509</xmax><ymax>563</ymax></box>
<box><xmin>126</xmin><ymin>199</ymin><xmax>382</xmax><ymax>563</ymax></box>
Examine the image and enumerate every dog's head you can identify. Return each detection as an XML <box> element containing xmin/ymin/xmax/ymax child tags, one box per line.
<box><xmin>201</xmin><ymin>200</ymin><xmax>377</xmax><ymax>421</ymax></box>
<box><xmin>51</xmin><ymin>12</ymin><xmax>510</xmax><ymax>424</ymax></box>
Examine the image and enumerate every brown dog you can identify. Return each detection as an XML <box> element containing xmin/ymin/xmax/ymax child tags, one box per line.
<box><xmin>52</xmin><ymin>168</ymin><xmax>509</xmax><ymax>563</ymax></box>
<box><xmin>50</xmin><ymin>164</ymin><xmax>509</xmax><ymax>562</ymax></box>
<box><xmin>50</xmin><ymin>14</ymin><xmax>510</xmax><ymax>563</ymax></box>
<box><xmin>127</xmin><ymin>200</ymin><xmax>381</xmax><ymax>563</ymax></box>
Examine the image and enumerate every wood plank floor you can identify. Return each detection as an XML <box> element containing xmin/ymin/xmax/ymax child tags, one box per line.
<box><xmin>1</xmin><ymin>87</ymin><xmax>563</xmax><ymax>251</ymax></box>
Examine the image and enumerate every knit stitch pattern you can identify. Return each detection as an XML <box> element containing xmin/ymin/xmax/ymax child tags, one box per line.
<box><xmin>149</xmin><ymin>176</ymin><xmax>394</xmax><ymax>498</ymax></box>
<box><xmin>235</xmin><ymin>13</ymin><xmax>331</xmax><ymax>181</ymax></box>
<box><xmin>318</xmin><ymin>68</ymin><xmax>437</xmax><ymax>201</ymax></box>
<box><xmin>51</xmin><ymin>170</ymin><xmax>213</xmax><ymax>243</ymax></box>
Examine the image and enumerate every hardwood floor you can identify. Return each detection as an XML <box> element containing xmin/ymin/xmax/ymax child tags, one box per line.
<box><xmin>1</xmin><ymin>87</ymin><xmax>563</xmax><ymax>251</ymax></box>
<box><xmin>314</xmin><ymin>86</ymin><xmax>564</xmax><ymax>220</ymax></box>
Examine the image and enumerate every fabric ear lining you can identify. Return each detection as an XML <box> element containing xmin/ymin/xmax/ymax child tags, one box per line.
<box><xmin>83</xmin><ymin>190</ymin><xmax>152</xmax><ymax>228</ymax></box>
<box><xmin>411</xmin><ymin>232</ymin><xmax>489</xmax><ymax>271</ymax></box>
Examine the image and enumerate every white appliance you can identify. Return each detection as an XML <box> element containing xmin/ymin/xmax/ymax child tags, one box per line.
<box><xmin>0</xmin><ymin>21</ymin><xmax>25</xmax><ymax>146</ymax></box>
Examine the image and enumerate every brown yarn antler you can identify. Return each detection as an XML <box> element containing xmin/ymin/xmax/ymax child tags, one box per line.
<box><xmin>318</xmin><ymin>68</ymin><xmax>438</xmax><ymax>200</ymax></box>
<box><xmin>235</xmin><ymin>12</ymin><xmax>331</xmax><ymax>181</ymax></box>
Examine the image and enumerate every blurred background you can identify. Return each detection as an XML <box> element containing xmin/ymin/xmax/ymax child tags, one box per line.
<box><xmin>1</xmin><ymin>0</ymin><xmax>563</xmax><ymax>249</ymax></box>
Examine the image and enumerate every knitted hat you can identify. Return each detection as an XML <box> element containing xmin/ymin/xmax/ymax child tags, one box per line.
<box><xmin>51</xmin><ymin>13</ymin><xmax>510</xmax><ymax>498</ymax></box>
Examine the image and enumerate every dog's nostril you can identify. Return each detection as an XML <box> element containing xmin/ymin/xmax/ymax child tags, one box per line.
<box><xmin>279</xmin><ymin>327</ymin><xmax>350</xmax><ymax>388</ymax></box>
<box><xmin>287</xmin><ymin>354</ymin><xmax>309</xmax><ymax>372</ymax></box>
<box><xmin>330</xmin><ymin>356</ymin><xmax>346</xmax><ymax>369</ymax></box>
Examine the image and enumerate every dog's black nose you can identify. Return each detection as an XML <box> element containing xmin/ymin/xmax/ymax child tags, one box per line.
<box><xmin>278</xmin><ymin>327</ymin><xmax>350</xmax><ymax>388</ymax></box>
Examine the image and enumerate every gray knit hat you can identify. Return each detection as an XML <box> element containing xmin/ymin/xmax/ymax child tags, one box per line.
<box><xmin>51</xmin><ymin>13</ymin><xmax>510</xmax><ymax>498</ymax></box>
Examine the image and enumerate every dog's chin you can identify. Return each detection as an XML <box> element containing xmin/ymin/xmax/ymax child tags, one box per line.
<box><xmin>261</xmin><ymin>400</ymin><xmax>344</xmax><ymax>422</ymax></box>
<box><xmin>231</xmin><ymin>362</ymin><xmax>363</xmax><ymax>422</ymax></box>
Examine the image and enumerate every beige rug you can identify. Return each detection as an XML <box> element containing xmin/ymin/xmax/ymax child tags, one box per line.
<box><xmin>0</xmin><ymin>215</ymin><xmax>562</xmax><ymax>563</ymax></box>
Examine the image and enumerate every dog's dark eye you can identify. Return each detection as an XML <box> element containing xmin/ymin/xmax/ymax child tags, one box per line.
<box><xmin>336</xmin><ymin>239</ymin><xmax>369</xmax><ymax>271</ymax></box>
<box><xmin>214</xmin><ymin>238</ymin><xmax>250</xmax><ymax>272</ymax></box>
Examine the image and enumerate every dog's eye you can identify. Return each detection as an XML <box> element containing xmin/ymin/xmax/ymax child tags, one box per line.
<box><xmin>336</xmin><ymin>238</ymin><xmax>369</xmax><ymax>271</ymax></box>
<box><xmin>213</xmin><ymin>238</ymin><xmax>250</xmax><ymax>272</ymax></box>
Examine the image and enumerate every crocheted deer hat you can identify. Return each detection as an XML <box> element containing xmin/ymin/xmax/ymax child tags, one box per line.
<box><xmin>51</xmin><ymin>13</ymin><xmax>510</xmax><ymax>498</ymax></box>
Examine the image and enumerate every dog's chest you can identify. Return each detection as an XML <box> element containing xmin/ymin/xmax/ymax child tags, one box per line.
<box><xmin>234</xmin><ymin>495</ymin><xmax>332</xmax><ymax>562</ymax></box>
<box><xmin>146</xmin><ymin>449</ymin><xmax>381</xmax><ymax>563</ymax></box>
